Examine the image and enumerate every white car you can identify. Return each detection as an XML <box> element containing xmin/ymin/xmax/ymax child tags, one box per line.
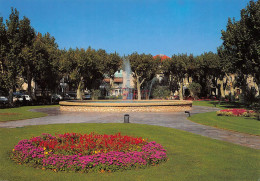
<box><xmin>17</xmin><ymin>95</ymin><xmax>32</xmax><ymax>102</ymax></box>
<box><xmin>0</xmin><ymin>96</ymin><xmax>8</xmax><ymax>105</ymax></box>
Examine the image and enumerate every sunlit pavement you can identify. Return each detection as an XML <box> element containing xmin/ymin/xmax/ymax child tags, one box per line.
<box><xmin>0</xmin><ymin>106</ymin><xmax>259</xmax><ymax>149</ymax></box>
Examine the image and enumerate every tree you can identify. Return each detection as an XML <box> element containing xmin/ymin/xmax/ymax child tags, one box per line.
<box><xmin>221</xmin><ymin>0</ymin><xmax>260</xmax><ymax>90</ymax></box>
<box><xmin>188</xmin><ymin>82</ymin><xmax>202</xmax><ymax>100</ymax></box>
<box><xmin>60</xmin><ymin>47</ymin><xmax>120</xmax><ymax>100</ymax></box>
<box><xmin>193</xmin><ymin>52</ymin><xmax>221</xmax><ymax>98</ymax></box>
<box><xmin>0</xmin><ymin>8</ymin><xmax>37</xmax><ymax>102</ymax></box>
<box><xmin>5</xmin><ymin>8</ymin><xmax>22</xmax><ymax>102</ymax></box>
<box><xmin>32</xmin><ymin>33</ymin><xmax>60</xmax><ymax>96</ymax></box>
<box><xmin>105</xmin><ymin>52</ymin><xmax>121</xmax><ymax>79</ymax></box>
<box><xmin>152</xmin><ymin>86</ymin><xmax>171</xmax><ymax>99</ymax></box>
<box><xmin>163</xmin><ymin>54</ymin><xmax>190</xmax><ymax>100</ymax></box>
<box><xmin>128</xmin><ymin>52</ymin><xmax>158</xmax><ymax>100</ymax></box>
<box><xmin>19</xmin><ymin>17</ymin><xmax>36</xmax><ymax>97</ymax></box>
<box><xmin>0</xmin><ymin>17</ymin><xmax>9</xmax><ymax>95</ymax></box>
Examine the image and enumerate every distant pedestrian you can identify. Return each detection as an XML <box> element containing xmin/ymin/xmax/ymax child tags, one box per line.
<box><xmin>23</xmin><ymin>96</ymin><xmax>26</xmax><ymax>106</ymax></box>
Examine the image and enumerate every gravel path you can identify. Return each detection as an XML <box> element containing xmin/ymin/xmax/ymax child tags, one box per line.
<box><xmin>0</xmin><ymin>106</ymin><xmax>259</xmax><ymax>149</ymax></box>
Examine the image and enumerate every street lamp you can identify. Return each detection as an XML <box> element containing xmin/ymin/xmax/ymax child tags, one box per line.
<box><xmin>124</xmin><ymin>114</ymin><xmax>130</xmax><ymax>123</ymax></box>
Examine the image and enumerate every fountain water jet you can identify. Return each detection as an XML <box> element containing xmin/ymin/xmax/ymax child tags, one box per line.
<box><xmin>148</xmin><ymin>77</ymin><xmax>158</xmax><ymax>99</ymax></box>
<box><xmin>122</xmin><ymin>57</ymin><xmax>133</xmax><ymax>100</ymax></box>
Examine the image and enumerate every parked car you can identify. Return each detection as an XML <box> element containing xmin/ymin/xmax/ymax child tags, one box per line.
<box><xmin>67</xmin><ymin>93</ymin><xmax>77</xmax><ymax>100</ymax></box>
<box><xmin>56</xmin><ymin>94</ymin><xmax>63</xmax><ymax>100</ymax></box>
<box><xmin>0</xmin><ymin>96</ymin><xmax>8</xmax><ymax>107</ymax></box>
<box><xmin>63</xmin><ymin>93</ymin><xmax>71</xmax><ymax>100</ymax></box>
<box><xmin>51</xmin><ymin>94</ymin><xmax>63</xmax><ymax>102</ymax></box>
<box><xmin>83</xmin><ymin>93</ymin><xmax>91</xmax><ymax>100</ymax></box>
<box><xmin>17</xmin><ymin>95</ymin><xmax>32</xmax><ymax>102</ymax></box>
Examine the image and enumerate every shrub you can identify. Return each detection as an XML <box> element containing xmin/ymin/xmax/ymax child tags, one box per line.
<box><xmin>188</xmin><ymin>82</ymin><xmax>202</xmax><ymax>100</ymax></box>
<box><xmin>251</xmin><ymin>99</ymin><xmax>260</xmax><ymax>120</ymax></box>
<box><xmin>152</xmin><ymin>86</ymin><xmax>171</xmax><ymax>99</ymax></box>
<box><xmin>239</xmin><ymin>87</ymin><xmax>258</xmax><ymax>105</ymax></box>
<box><xmin>91</xmin><ymin>90</ymin><xmax>101</xmax><ymax>100</ymax></box>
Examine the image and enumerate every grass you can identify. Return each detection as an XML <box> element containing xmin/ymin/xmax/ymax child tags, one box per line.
<box><xmin>188</xmin><ymin>112</ymin><xmax>260</xmax><ymax>135</ymax></box>
<box><xmin>191</xmin><ymin>101</ymin><xmax>260</xmax><ymax>135</ymax></box>
<box><xmin>0</xmin><ymin>123</ymin><xmax>259</xmax><ymax>181</ymax></box>
<box><xmin>0</xmin><ymin>105</ymin><xmax>59</xmax><ymax>122</ymax></box>
<box><xmin>192</xmin><ymin>100</ymin><xmax>247</xmax><ymax>109</ymax></box>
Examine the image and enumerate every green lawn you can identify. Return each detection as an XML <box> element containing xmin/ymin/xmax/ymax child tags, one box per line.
<box><xmin>188</xmin><ymin>112</ymin><xmax>260</xmax><ymax>135</ymax></box>
<box><xmin>192</xmin><ymin>100</ymin><xmax>247</xmax><ymax>109</ymax></box>
<box><xmin>0</xmin><ymin>123</ymin><xmax>259</xmax><ymax>181</ymax></box>
<box><xmin>191</xmin><ymin>101</ymin><xmax>260</xmax><ymax>135</ymax></box>
<box><xmin>0</xmin><ymin>105</ymin><xmax>59</xmax><ymax>122</ymax></box>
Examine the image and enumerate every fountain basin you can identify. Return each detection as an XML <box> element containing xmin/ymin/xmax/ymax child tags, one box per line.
<box><xmin>59</xmin><ymin>100</ymin><xmax>192</xmax><ymax>112</ymax></box>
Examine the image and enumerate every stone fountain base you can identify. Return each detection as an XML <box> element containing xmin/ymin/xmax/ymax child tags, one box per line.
<box><xmin>59</xmin><ymin>100</ymin><xmax>192</xmax><ymax>112</ymax></box>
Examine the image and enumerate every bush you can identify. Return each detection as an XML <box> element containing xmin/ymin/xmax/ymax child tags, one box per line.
<box><xmin>152</xmin><ymin>86</ymin><xmax>171</xmax><ymax>99</ymax></box>
<box><xmin>105</xmin><ymin>95</ymin><xmax>123</xmax><ymax>100</ymax></box>
<box><xmin>91</xmin><ymin>89</ymin><xmax>101</xmax><ymax>100</ymax></box>
<box><xmin>239</xmin><ymin>87</ymin><xmax>258</xmax><ymax>105</ymax></box>
<box><xmin>251</xmin><ymin>97</ymin><xmax>260</xmax><ymax>120</ymax></box>
<box><xmin>188</xmin><ymin>82</ymin><xmax>202</xmax><ymax>100</ymax></box>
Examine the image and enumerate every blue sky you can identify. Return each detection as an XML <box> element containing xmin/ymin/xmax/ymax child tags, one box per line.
<box><xmin>0</xmin><ymin>0</ymin><xmax>251</xmax><ymax>56</ymax></box>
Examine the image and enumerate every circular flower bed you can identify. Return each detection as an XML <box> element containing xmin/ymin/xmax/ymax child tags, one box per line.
<box><xmin>10</xmin><ymin>133</ymin><xmax>167</xmax><ymax>173</ymax></box>
<box><xmin>217</xmin><ymin>109</ymin><xmax>256</xmax><ymax>117</ymax></box>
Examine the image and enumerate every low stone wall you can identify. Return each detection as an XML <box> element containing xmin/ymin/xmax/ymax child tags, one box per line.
<box><xmin>59</xmin><ymin>100</ymin><xmax>192</xmax><ymax>112</ymax></box>
<box><xmin>60</xmin><ymin>105</ymin><xmax>192</xmax><ymax>112</ymax></box>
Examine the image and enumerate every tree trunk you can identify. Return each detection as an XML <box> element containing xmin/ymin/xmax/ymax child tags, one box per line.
<box><xmin>219</xmin><ymin>79</ymin><xmax>225</xmax><ymax>100</ymax></box>
<box><xmin>0</xmin><ymin>61</ymin><xmax>4</xmax><ymax>73</ymax></box>
<box><xmin>110</xmin><ymin>78</ymin><xmax>114</xmax><ymax>97</ymax></box>
<box><xmin>179</xmin><ymin>82</ymin><xmax>183</xmax><ymax>100</ymax></box>
<box><xmin>9</xmin><ymin>88</ymin><xmax>13</xmax><ymax>105</ymax></box>
<box><xmin>27</xmin><ymin>74</ymin><xmax>32</xmax><ymax>97</ymax></box>
<box><xmin>255</xmin><ymin>77</ymin><xmax>260</xmax><ymax>96</ymax></box>
<box><xmin>230</xmin><ymin>82</ymin><xmax>235</xmax><ymax>102</ymax></box>
<box><xmin>77</xmin><ymin>77</ymin><xmax>83</xmax><ymax>100</ymax></box>
<box><xmin>136</xmin><ymin>77</ymin><xmax>141</xmax><ymax>100</ymax></box>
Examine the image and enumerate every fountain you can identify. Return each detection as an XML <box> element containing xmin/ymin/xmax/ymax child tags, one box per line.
<box><xmin>148</xmin><ymin>77</ymin><xmax>158</xmax><ymax>99</ymax></box>
<box><xmin>59</xmin><ymin>100</ymin><xmax>192</xmax><ymax>112</ymax></box>
<box><xmin>59</xmin><ymin>56</ymin><xmax>192</xmax><ymax>112</ymax></box>
<box><xmin>122</xmin><ymin>57</ymin><xmax>133</xmax><ymax>100</ymax></box>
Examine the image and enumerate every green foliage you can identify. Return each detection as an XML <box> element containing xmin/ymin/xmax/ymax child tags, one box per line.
<box><xmin>162</xmin><ymin>54</ymin><xmax>190</xmax><ymax>100</ymax></box>
<box><xmin>60</xmin><ymin>48</ymin><xmax>120</xmax><ymax>99</ymax></box>
<box><xmin>188</xmin><ymin>82</ymin><xmax>202</xmax><ymax>100</ymax></box>
<box><xmin>193</xmin><ymin>52</ymin><xmax>221</xmax><ymax>97</ymax></box>
<box><xmin>128</xmin><ymin>53</ymin><xmax>158</xmax><ymax>100</ymax></box>
<box><xmin>152</xmin><ymin>86</ymin><xmax>171</xmax><ymax>99</ymax></box>
<box><xmin>105</xmin><ymin>95</ymin><xmax>123</xmax><ymax>100</ymax></box>
<box><xmin>0</xmin><ymin>8</ymin><xmax>60</xmax><ymax>98</ymax></box>
<box><xmin>251</xmin><ymin>96</ymin><xmax>260</xmax><ymax>120</ymax></box>
<box><xmin>2</xmin><ymin>8</ymin><xmax>22</xmax><ymax>96</ymax></box>
<box><xmin>220</xmin><ymin>0</ymin><xmax>260</xmax><ymax>86</ymax></box>
<box><xmin>91</xmin><ymin>89</ymin><xmax>101</xmax><ymax>100</ymax></box>
<box><xmin>32</xmin><ymin>33</ymin><xmax>60</xmax><ymax>93</ymax></box>
<box><xmin>238</xmin><ymin>85</ymin><xmax>258</xmax><ymax>105</ymax></box>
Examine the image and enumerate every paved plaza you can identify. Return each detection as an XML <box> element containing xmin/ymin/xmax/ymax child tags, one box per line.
<box><xmin>0</xmin><ymin>106</ymin><xmax>259</xmax><ymax>149</ymax></box>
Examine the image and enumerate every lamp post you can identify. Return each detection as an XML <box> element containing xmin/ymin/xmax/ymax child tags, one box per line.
<box><xmin>185</xmin><ymin>111</ymin><xmax>190</xmax><ymax>117</ymax></box>
<box><xmin>124</xmin><ymin>114</ymin><xmax>130</xmax><ymax>123</ymax></box>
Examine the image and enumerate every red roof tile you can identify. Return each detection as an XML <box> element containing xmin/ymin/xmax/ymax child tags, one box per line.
<box><xmin>153</xmin><ymin>54</ymin><xmax>170</xmax><ymax>61</ymax></box>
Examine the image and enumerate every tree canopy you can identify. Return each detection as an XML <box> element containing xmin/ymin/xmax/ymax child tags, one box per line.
<box><xmin>129</xmin><ymin>52</ymin><xmax>158</xmax><ymax>100</ymax></box>
<box><xmin>221</xmin><ymin>0</ymin><xmax>260</xmax><ymax>86</ymax></box>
